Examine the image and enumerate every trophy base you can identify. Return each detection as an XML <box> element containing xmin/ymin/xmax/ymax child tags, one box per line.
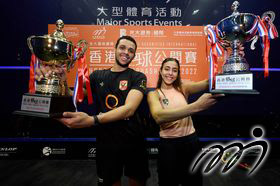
<box><xmin>211</xmin><ymin>72</ymin><xmax>259</xmax><ymax>94</ymax></box>
<box><xmin>210</xmin><ymin>89</ymin><xmax>260</xmax><ymax>95</ymax></box>
<box><xmin>13</xmin><ymin>110</ymin><xmax>64</xmax><ymax>118</ymax></box>
<box><xmin>210</xmin><ymin>72</ymin><xmax>259</xmax><ymax>94</ymax></box>
<box><xmin>14</xmin><ymin>93</ymin><xmax>75</xmax><ymax>118</ymax></box>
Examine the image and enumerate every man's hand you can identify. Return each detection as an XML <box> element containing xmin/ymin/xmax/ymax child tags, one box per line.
<box><xmin>57</xmin><ymin>112</ymin><xmax>94</xmax><ymax>128</ymax></box>
<box><xmin>35</xmin><ymin>64</ymin><xmax>67</xmax><ymax>82</ymax></box>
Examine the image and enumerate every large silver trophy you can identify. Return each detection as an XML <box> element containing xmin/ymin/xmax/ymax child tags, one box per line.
<box><xmin>210</xmin><ymin>1</ymin><xmax>275</xmax><ymax>94</ymax></box>
<box><xmin>15</xmin><ymin>19</ymin><xmax>87</xmax><ymax>117</ymax></box>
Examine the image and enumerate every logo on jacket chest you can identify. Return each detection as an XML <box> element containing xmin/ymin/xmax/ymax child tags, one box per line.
<box><xmin>119</xmin><ymin>80</ymin><xmax>128</xmax><ymax>90</ymax></box>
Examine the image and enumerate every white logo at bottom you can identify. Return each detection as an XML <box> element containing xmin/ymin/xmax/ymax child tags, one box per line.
<box><xmin>98</xmin><ymin>177</ymin><xmax>104</xmax><ymax>183</ymax></box>
<box><xmin>42</xmin><ymin>147</ymin><xmax>52</xmax><ymax>156</ymax></box>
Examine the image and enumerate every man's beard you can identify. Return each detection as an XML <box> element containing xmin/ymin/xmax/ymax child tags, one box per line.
<box><xmin>116</xmin><ymin>58</ymin><xmax>132</xmax><ymax>68</ymax></box>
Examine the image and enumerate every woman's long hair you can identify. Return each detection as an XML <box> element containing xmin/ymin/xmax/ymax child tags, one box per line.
<box><xmin>156</xmin><ymin>58</ymin><xmax>184</xmax><ymax>94</ymax></box>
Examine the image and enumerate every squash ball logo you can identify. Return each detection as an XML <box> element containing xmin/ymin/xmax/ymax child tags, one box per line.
<box><xmin>42</xmin><ymin>147</ymin><xmax>52</xmax><ymax>156</ymax></box>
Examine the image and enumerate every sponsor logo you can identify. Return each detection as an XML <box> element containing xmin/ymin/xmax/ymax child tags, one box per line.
<box><xmin>140</xmin><ymin>80</ymin><xmax>147</xmax><ymax>90</ymax></box>
<box><xmin>148</xmin><ymin>147</ymin><xmax>158</xmax><ymax>155</ymax></box>
<box><xmin>63</xmin><ymin>27</ymin><xmax>80</xmax><ymax>38</ymax></box>
<box><xmin>0</xmin><ymin>147</ymin><xmax>18</xmax><ymax>157</ymax></box>
<box><xmin>192</xmin><ymin>126</ymin><xmax>269</xmax><ymax>175</ymax></box>
<box><xmin>119</xmin><ymin>80</ymin><xmax>128</xmax><ymax>90</ymax></box>
<box><xmin>98</xmin><ymin>177</ymin><xmax>104</xmax><ymax>183</ymax></box>
<box><xmin>105</xmin><ymin>94</ymin><xmax>119</xmax><ymax>110</ymax></box>
<box><xmin>88</xmin><ymin>147</ymin><xmax>96</xmax><ymax>158</ymax></box>
<box><xmin>42</xmin><ymin>146</ymin><xmax>66</xmax><ymax>156</ymax></box>
<box><xmin>0</xmin><ymin>147</ymin><xmax>17</xmax><ymax>152</ymax></box>
<box><xmin>173</xmin><ymin>30</ymin><xmax>203</xmax><ymax>37</ymax></box>
<box><xmin>92</xmin><ymin>27</ymin><xmax>106</xmax><ymax>39</ymax></box>
<box><xmin>42</xmin><ymin>147</ymin><xmax>52</xmax><ymax>156</ymax></box>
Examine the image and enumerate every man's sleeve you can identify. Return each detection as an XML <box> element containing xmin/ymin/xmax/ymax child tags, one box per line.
<box><xmin>131</xmin><ymin>72</ymin><xmax>147</xmax><ymax>95</ymax></box>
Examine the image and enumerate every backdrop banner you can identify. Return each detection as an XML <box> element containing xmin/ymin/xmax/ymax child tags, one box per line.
<box><xmin>48</xmin><ymin>25</ymin><xmax>216</xmax><ymax>87</ymax></box>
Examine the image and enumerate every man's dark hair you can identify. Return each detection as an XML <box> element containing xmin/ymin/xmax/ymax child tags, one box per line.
<box><xmin>115</xmin><ymin>35</ymin><xmax>137</xmax><ymax>51</ymax></box>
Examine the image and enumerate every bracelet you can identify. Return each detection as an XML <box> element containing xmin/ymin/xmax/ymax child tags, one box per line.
<box><xmin>93</xmin><ymin>115</ymin><xmax>100</xmax><ymax>126</ymax></box>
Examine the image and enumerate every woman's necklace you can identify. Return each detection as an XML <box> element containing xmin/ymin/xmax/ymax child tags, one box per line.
<box><xmin>159</xmin><ymin>88</ymin><xmax>169</xmax><ymax>105</ymax></box>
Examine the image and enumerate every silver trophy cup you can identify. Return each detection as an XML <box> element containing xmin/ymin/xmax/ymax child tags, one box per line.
<box><xmin>211</xmin><ymin>1</ymin><xmax>275</xmax><ymax>94</ymax></box>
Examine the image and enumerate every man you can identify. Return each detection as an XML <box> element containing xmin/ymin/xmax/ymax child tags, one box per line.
<box><xmin>36</xmin><ymin>36</ymin><xmax>150</xmax><ymax>186</ymax></box>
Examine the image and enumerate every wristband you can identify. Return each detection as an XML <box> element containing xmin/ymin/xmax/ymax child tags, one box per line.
<box><xmin>93</xmin><ymin>115</ymin><xmax>100</xmax><ymax>126</ymax></box>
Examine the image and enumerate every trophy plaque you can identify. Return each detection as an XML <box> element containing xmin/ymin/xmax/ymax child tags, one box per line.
<box><xmin>208</xmin><ymin>1</ymin><xmax>277</xmax><ymax>94</ymax></box>
<box><xmin>14</xmin><ymin>19</ymin><xmax>88</xmax><ymax>118</ymax></box>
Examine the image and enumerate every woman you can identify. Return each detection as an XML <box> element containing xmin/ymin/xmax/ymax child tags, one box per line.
<box><xmin>147</xmin><ymin>58</ymin><xmax>223</xmax><ymax>186</ymax></box>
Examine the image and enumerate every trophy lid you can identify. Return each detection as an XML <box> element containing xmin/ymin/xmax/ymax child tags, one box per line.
<box><xmin>217</xmin><ymin>1</ymin><xmax>258</xmax><ymax>26</ymax></box>
<box><xmin>231</xmin><ymin>1</ymin><xmax>240</xmax><ymax>15</ymax></box>
<box><xmin>49</xmin><ymin>19</ymin><xmax>68</xmax><ymax>42</ymax></box>
<box><xmin>216</xmin><ymin>1</ymin><xmax>258</xmax><ymax>42</ymax></box>
<box><xmin>27</xmin><ymin>19</ymin><xmax>73</xmax><ymax>62</ymax></box>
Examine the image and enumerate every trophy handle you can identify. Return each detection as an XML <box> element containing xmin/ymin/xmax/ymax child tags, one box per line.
<box><xmin>67</xmin><ymin>39</ymin><xmax>88</xmax><ymax>70</ymax></box>
<box><xmin>27</xmin><ymin>35</ymin><xmax>36</xmax><ymax>53</ymax></box>
<box><xmin>262</xmin><ymin>11</ymin><xmax>275</xmax><ymax>22</ymax></box>
<box><xmin>75</xmin><ymin>39</ymin><xmax>88</xmax><ymax>60</ymax></box>
<box><xmin>250</xmin><ymin>35</ymin><xmax>259</xmax><ymax>50</ymax></box>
